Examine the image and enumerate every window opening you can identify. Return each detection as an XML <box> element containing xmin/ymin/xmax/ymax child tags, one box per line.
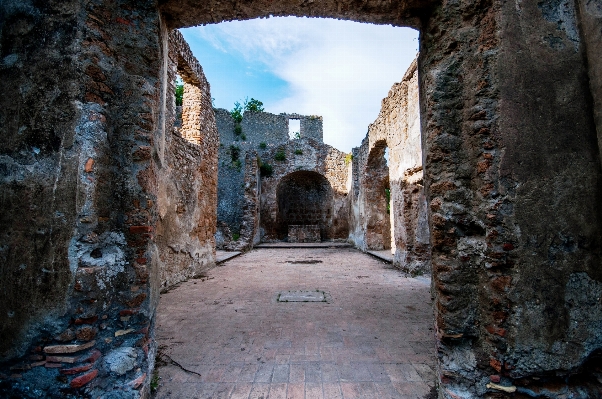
<box><xmin>289</xmin><ymin>119</ymin><xmax>300</xmax><ymax>140</ymax></box>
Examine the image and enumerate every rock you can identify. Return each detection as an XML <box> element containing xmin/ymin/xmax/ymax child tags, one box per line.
<box><xmin>104</xmin><ymin>347</ymin><xmax>137</xmax><ymax>375</ymax></box>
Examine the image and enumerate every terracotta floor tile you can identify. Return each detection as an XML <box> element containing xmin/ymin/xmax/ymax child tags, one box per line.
<box><xmin>153</xmin><ymin>248</ymin><xmax>435</xmax><ymax>399</ymax></box>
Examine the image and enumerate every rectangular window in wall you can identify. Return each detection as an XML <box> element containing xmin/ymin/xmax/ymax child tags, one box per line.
<box><xmin>289</xmin><ymin>119</ymin><xmax>300</xmax><ymax>140</ymax></box>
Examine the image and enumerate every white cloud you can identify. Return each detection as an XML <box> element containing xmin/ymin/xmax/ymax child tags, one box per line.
<box><xmin>187</xmin><ymin>17</ymin><xmax>418</xmax><ymax>152</ymax></box>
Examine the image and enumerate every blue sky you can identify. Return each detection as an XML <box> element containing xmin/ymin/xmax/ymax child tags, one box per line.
<box><xmin>181</xmin><ymin>17</ymin><xmax>418</xmax><ymax>152</ymax></box>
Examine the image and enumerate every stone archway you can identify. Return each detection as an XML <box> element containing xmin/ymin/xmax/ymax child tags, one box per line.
<box><xmin>276</xmin><ymin>170</ymin><xmax>334</xmax><ymax>241</ymax></box>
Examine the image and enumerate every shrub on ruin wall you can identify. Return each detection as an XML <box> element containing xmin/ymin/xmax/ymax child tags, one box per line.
<box><xmin>274</xmin><ymin>150</ymin><xmax>286</xmax><ymax>161</ymax></box>
<box><xmin>260</xmin><ymin>163</ymin><xmax>273</xmax><ymax>177</ymax></box>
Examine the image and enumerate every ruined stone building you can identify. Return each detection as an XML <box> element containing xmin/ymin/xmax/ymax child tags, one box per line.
<box><xmin>214</xmin><ymin>110</ymin><xmax>350</xmax><ymax>250</ymax></box>
<box><xmin>1</xmin><ymin>1</ymin><xmax>602</xmax><ymax>398</ymax></box>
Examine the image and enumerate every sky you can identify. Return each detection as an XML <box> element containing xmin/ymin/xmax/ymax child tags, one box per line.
<box><xmin>181</xmin><ymin>17</ymin><xmax>419</xmax><ymax>153</ymax></box>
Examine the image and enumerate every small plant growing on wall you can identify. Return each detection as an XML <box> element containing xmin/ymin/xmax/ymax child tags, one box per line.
<box><xmin>260</xmin><ymin>163</ymin><xmax>273</xmax><ymax>177</ymax></box>
<box><xmin>230</xmin><ymin>145</ymin><xmax>240</xmax><ymax>163</ymax></box>
<box><xmin>294</xmin><ymin>149</ymin><xmax>303</xmax><ymax>155</ymax></box>
<box><xmin>244</xmin><ymin>97</ymin><xmax>264</xmax><ymax>112</ymax></box>
<box><xmin>175</xmin><ymin>83</ymin><xmax>184</xmax><ymax>106</ymax></box>
<box><xmin>241</xmin><ymin>134</ymin><xmax>247</xmax><ymax>140</ymax></box>
<box><xmin>259</xmin><ymin>142</ymin><xmax>267</xmax><ymax>149</ymax></box>
<box><xmin>230</xmin><ymin>101</ymin><xmax>243</xmax><ymax>123</ymax></box>
<box><xmin>233</xmin><ymin>159</ymin><xmax>242</xmax><ymax>170</ymax></box>
<box><xmin>274</xmin><ymin>150</ymin><xmax>286</xmax><ymax>161</ymax></box>
<box><xmin>345</xmin><ymin>153</ymin><xmax>353</xmax><ymax>165</ymax></box>
<box><xmin>234</xmin><ymin>124</ymin><xmax>242</xmax><ymax>136</ymax></box>
<box><xmin>292</xmin><ymin>131</ymin><xmax>301</xmax><ymax>140</ymax></box>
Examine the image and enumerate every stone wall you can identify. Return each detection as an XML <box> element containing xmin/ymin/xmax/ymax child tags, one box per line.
<box><xmin>350</xmin><ymin>58</ymin><xmax>431</xmax><ymax>275</ymax></box>
<box><xmin>215</xmin><ymin>109</ymin><xmax>339</xmax><ymax>249</ymax></box>
<box><xmin>156</xmin><ymin>30</ymin><xmax>218</xmax><ymax>291</ymax></box>
<box><xmin>259</xmin><ymin>138</ymin><xmax>350</xmax><ymax>242</ymax></box>
<box><xmin>0</xmin><ymin>9</ymin><xmax>217</xmax><ymax>395</ymax></box>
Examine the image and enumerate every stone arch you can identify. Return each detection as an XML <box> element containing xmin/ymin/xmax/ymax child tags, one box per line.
<box><xmin>275</xmin><ymin>170</ymin><xmax>334</xmax><ymax>241</ymax></box>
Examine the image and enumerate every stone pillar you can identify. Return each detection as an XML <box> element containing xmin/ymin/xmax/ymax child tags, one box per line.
<box><xmin>421</xmin><ymin>0</ymin><xmax>602</xmax><ymax>396</ymax></box>
<box><xmin>0</xmin><ymin>0</ymin><xmax>164</xmax><ymax>396</ymax></box>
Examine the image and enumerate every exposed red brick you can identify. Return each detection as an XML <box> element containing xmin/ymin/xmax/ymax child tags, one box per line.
<box><xmin>129</xmin><ymin>225</ymin><xmax>153</xmax><ymax>234</ymax></box>
<box><xmin>83</xmin><ymin>349</ymin><xmax>102</xmax><ymax>364</ymax></box>
<box><xmin>502</xmin><ymin>243</ymin><xmax>514</xmax><ymax>251</ymax></box>
<box><xmin>76</xmin><ymin>326</ymin><xmax>97</xmax><ymax>341</ymax></box>
<box><xmin>60</xmin><ymin>363</ymin><xmax>93</xmax><ymax>375</ymax></box>
<box><xmin>70</xmin><ymin>369</ymin><xmax>98</xmax><ymax>388</ymax></box>
<box><xmin>119</xmin><ymin>308</ymin><xmax>139</xmax><ymax>316</ymax></box>
<box><xmin>490</xmin><ymin>275</ymin><xmax>512</xmax><ymax>292</ymax></box>
<box><xmin>84</xmin><ymin>158</ymin><xmax>94</xmax><ymax>173</ymax></box>
<box><xmin>44</xmin><ymin>340</ymin><xmax>96</xmax><ymax>354</ymax></box>
<box><xmin>485</xmin><ymin>325</ymin><xmax>506</xmax><ymax>337</ymax></box>
<box><xmin>127</xmin><ymin>293</ymin><xmax>147</xmax><ymax>308</ymax></box>
<box><xmin>490</xmin><ymin>358</ymin><xmax>502</xmax><ymax>372</ymax></box>
<box><xmin>129</xmin><ymin>373</ymin><xmax>146</xmax><ymax>389</ymax></box>
<box><xmin>489</xmin><ymin>375</ymin><xmax>501</xmax><ymax>383</ymax></box>
<box><xmin>46</xmin><ymin>355</ymin><xmax>79</xmax><ymax>364</ymax></box>
<box><xmin>74</xmin><ymin>315</ymin><xmax>98</xmax><ymax>325</ymax></box>
<box><xmin>116</xmin><ymin>17</ymin><xmax>133</xmax><ymax>25</ymax></box>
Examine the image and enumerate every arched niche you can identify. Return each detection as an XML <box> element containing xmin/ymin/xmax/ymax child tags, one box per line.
<box><xmin>276</xmin><ymin>171</ymin><xmax>334</xmax><ymax>241</ymax></box>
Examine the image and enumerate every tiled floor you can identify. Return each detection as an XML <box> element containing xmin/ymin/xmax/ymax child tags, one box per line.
<box><xmin>153</xmin><ymin>248</ymin><xmax>436</xmax><ymax>399</ymax></box>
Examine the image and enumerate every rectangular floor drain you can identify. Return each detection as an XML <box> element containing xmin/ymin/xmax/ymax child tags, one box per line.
<box><xmin>277</xmin><ymin>290</ymin><xmax>326</xmax><ymax>302</ymax></box>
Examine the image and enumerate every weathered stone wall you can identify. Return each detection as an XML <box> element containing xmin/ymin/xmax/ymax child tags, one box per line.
<box><xmin>0</xmin><ymin>1</ymin><xmax>165</xmax><ymax>396</ymax></box>
<box><xmin>156</xmin><ymin>30</ymin><xmax>218</xmax><ymax>291</ymax></box>
<box><xmin>2</xmin><ymin>0</ymin><xmax>602</xmax><ymax>397</ymax></box>
<box><xmin>350</xmin><ymin>59</ymin><xmax>430</xmax><ymax>275</ymax></box>
<box><xmin>259</xmin><ymin>139</ymin><xmax>350</xmax><ymax>242</ymax></box>
<box><xmin>0</xmin><ymin>6</ymin><xmax>217</xmax><ymax>395</ymax></box>
<box><xmin>421</xmin><ymin>1</ymin><xmax>602</xmax><ymax>397</ymax></box>
<box><xmin>215</xmin><ymin>109</ymin><xmax>336</xmax><ymax>249</ymax></box>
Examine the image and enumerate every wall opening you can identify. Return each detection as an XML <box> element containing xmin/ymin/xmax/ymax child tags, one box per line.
<box><xmin>365</xmin><ymin>141</ymin><xmax>392</xmax><ymax>250</ymax></box>
<box><xmin>289</xmin><ymin>119</ymin><xmax>300</xmax><ymax>140</ymax></box>
<box><xmin>276</xmin><ymin>171</ymin><xmax>333</xmax><ymax>240</ymax></box>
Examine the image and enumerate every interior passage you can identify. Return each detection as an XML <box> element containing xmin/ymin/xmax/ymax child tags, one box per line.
<box><xmin>153</xmin><ymin>248</ymin><xmax>436</xmax><ymax>399</ymax></box>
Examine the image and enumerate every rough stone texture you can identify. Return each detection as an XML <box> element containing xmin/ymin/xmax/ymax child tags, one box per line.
<box><xmin>350</xmin><ymin>59</ymin><xmax>430</xmax><ymax>275</ymax></box>
<box><xmin>156</xmin><ymin>30</ymin><xmax>218</xmax><ymax>290</ymax></box>
<box><xmin>259</xmin><ymin>140</ymin><xmax>350</xmax><ymax>242</ymax></box>
<box><xmin>215</xmin><ymin>109</ymin><xmax>348</xmax><ymax>249</ymax></box>
<box><xmin>420</xmin><ymin>1</ymin><xmax>602</xmax><ymax>397</ymax></box>
<box><xmin>1</xmin><ymin>0</ymin><xmax>602</xmax><ymax>397</ymax></box>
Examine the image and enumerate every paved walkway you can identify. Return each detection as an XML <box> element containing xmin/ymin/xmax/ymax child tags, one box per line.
<box><xmin>153</xmin><ymin>248</ymin><xmax>436</xmax><ymax>399</ymax></box>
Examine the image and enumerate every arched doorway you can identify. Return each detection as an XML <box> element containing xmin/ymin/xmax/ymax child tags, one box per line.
<box><xmin>276</xmin><ymin>171</ymin><xmax>333</xmax><ymax>241</ymax></box>
<box><xmin>364</xmin><ymin>141</ymin><xmax>392</xmax><ymax>250</ymax></box>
